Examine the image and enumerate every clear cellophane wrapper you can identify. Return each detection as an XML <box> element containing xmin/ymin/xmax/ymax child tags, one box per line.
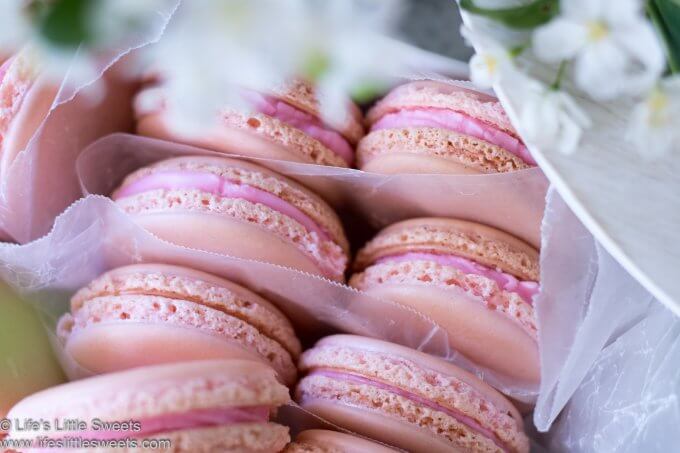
<box><xmin>0</xmin><ymin>76</ymin><xmax>676</xmax><ymax>451</ymax></box>
<box><xmin>0</xmin><ymin>1</ymin><xmax>178</xmax><ymax>244</ymax></box>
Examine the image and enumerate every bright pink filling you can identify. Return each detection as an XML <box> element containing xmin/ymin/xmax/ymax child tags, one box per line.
<box><xmin>309</xmin><ymin>370</ymin><xmax>509</xmax><ymax>452</ymax></box>
<box><xmin>376</xmin><ymin>252</ymin><xmax>539</xmax><ymax>305</ymax></box>
<box><xmin>56</xmin><ymin>406</ymin><xmax>269</xmax><ymax>440</ymax></box>
<box><xmin>114</xmin><ymin>170</ymin><xmax>331</xmax><ymax>241</ymax></box>
<box><xmin>244</xmin><ymin>91</ymin><xmax>354</xmax><ymax>165</ymax></box>
<box><xmin>372</xmin><ymin>107</ymin><xmax>536</xmax><ymax>165</ymax></box>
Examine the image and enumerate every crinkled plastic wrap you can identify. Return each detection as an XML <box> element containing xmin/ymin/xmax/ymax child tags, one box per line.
<box><xmin>0</xmin><ymin>1</ymin><xmax>178</xmax><ymax>244</ymax></box>
<box><xmin>0</xmin><ymin>194</ymin><xmax>539</xmax><ymax>402</ymax></box>
<box><xmin>534</xmin><ymin>187</ymin><xmax>678</xmax><ymax>451</ymax></box>
<box><xmin>547</xmin><ymin>302</ymin><xmax>680</xmax><ymax>452</ymax></box>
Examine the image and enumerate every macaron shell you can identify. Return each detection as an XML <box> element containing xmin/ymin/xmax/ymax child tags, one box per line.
<box><xmin>268</xmin><ymin>78</ymin><xmax>364</xmax><ymax>144</ymax></box>
<box><xmin>305</xmin><ymin>334</ymin><xmax>524</xmax><ymax>424</ymax></box>
<box><xmin>298</xmin><ymin>398</ymin><xmax>468</xmax><ymax>453</ymax></box>
<box><xmin>351</xmin><ymin>282</ymin><xmax>539</xmax><ymax>383</ymax></box>
<box><xmin>129</xmin><ymin>209</ymin><xmax>335</xmax><ymax>279</ymax></box>
<box><xmin>365</xmin><ymin>80</ymin><xmax>517</xmax><ymax>138</ymax></box>
<box><xmin>286</xmin><ymin>429</ymin><xmax>398</xmax><ymax>452</ymax></box>
<box><xmin>1</xmin><ymin>69</ymin><xmax>58</xmax><ymax>177</ymax></box>
<box><xmin>144</xmin><ymin>423</ymin><xmax>290</xmax><ymax>453</ymax></box>
<box><xmin>354</xmin><ymin>217</ymin><xmax>539</xmax><ymax>281</ymax></box>
<box><xmin>137</xmin><ymin>110</ymin><xmax>348</xmax><ymax>168</ymax></box>
<box><xmin>8</xmin><ymin>360</ymin><xmax>290</xmax><ymax>425</ymax></box>
<box><xmin>59</xmin><ymin>302</ymin><xmax>297</xmax><ymax>385</ymax></box>
<box><xmin>357</xmin><ymin>127</ymin><xmax>530</xmax><ymax>174</ymax></box>
<box><xmin>71</xmin><ymin>263</ymin><xmax>301</xmax><ymax>357</ymax></box>
<box><xmin>61</xmin><ymin>322</ymin><xmax>267</xmax><ymax>376</ymax></box>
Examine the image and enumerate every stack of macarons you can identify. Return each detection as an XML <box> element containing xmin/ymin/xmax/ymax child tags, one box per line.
<box><xmin>135</xmin><ymin>78</ymin><xmax>535</xmax><ymax>175</ymax></box>
<box><xmin>135</xmin><ymin>79</ymin><xmax>364</xmax><ymax>167</ymax></box>
<box><xmin>4</xmin><ymin>78</ymin><xmax>542</xmax><ymax>452</ymax></box>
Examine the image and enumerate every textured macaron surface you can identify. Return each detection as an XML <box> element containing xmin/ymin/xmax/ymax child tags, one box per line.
<box><xmin>58</xmin><ymin>264</ymin><xmax>300</xmax><ymax>384</ymax></box>
<box><xmin>284</xmin><ymin>429</ymin><xmax>398</xmax><ymax>452</ymax></box>
<box><xmin>268</xmin><ymin>79</ymin><xmax>364</xmax><ymax>145</ymax></box>
<box><xmin>351</xmin><ymin>218</ymin><xmax>539</xmax><ymax>339</ymax></box>
<box><xmin>112</xmin><ymin>157</ymin><xmax>349</xmax><ymax>280</ymax></box>
<box><xmin>8</xmin><ymin>360</ymin><xmax>291</xmax><ymax>438</ymax></box>
<box><xmin>296</xmin><ymin>335</ymin><xmax>529</xmax><ymax>453</ymax></box>
<box><xmin>358</xmin><ymin>81</ymin><xmax>535</xmax><ymax>172</ymax></box>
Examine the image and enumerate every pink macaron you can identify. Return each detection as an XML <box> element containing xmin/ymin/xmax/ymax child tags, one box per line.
<box><xmin>57</xmin><ymin>264</ymin><xmax>301</xmax><ymax>385</ymax></box>
<box><xmin>0</xmin><ymin>50</ymin><xmax>58</xmax><ymax>179</ymax></box>
<box><xmin>349</xmin><ymin>217</ymin><xmax>540</xmax><ymax>384</ymax></box>
<box><xmin>7</xmin><ymin>360</ymin><xmax>292</xmax><ymax>452</ymax></box>
<box><xmin>296</xmin><ymin>335</ymin><xmax>530</xmax><ymax>453</ymax></box>
<box><xmin>284</xmin><ymin>429</ymin><xmax>398</xmax><ymax>452</ymax></box>
<box><xmin>358</xmin><ymin>80</ymin><xmax>535</xmax><ymax>174</ymax></box>
<box><xmin>111</xmin><ymin>156</ymin><xmax>350</xmax><ymax>281</ymax></box>
<box><xmin>136</xmin><ymin>79</ymin><xmax>364</xmax><ymax>167</ymax></box>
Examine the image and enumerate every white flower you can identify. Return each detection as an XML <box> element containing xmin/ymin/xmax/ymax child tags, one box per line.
<box><xmin>533</xmin><ymin>0</ymin><xmax>664</xmax><ymax>101</ymax></box>
<box><xmin>152</xmin><ymin>0</ymin><xmax>308</xmax><ymax>133</ymax></box>
<box><xmin>0</xmin><ymin>0</ymin><xmax>31</xmax><ymax>51</ymax></box>
<box><xmin>304</xmin><ymin>0</ymin><xmax>463</xmax><ymax>127</ymax></box>
<box><xmin>461</xmin><ymin>25</ymin><xmax>517</xmax><ymax>89</ymax></box>
<box><xmin>514</xmin><ymin>74</ymin><xmax>591</xmax><ymax>154</ymax></box>
<box><xmin>627</xmin><ymin>76</ymin><xmax>680</xmax><ymax>158</ymax></box>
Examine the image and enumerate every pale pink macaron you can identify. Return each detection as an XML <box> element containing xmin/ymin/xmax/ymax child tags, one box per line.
<box><xmin>7</xmin><ymin>360</ymin><xmax>292</xmax><ymax>452</ymax></box>
<box><xmin>57</xmin><ymin>263</ymin><xmax>301</xmax><ymax>385</ymax></box>
<box><xmin>296</xmin><ymin>335</ymin><xmax>530</xmax><ymax>453</ymax></box>
<box><xmin>349</xmin><ymin>218</ymin><xmax>540</xmax><ymax>384</ymax></box>
<box><xmin>136</xmin><ymin>79</ymin><xmax>364</xmax><ymax>167</ymax></box>
<box><xmin>111</xmin><ymin>156</ymin><xmax>350</xmax><ymax>281</ymax></box>
<box><xmin>284</xmin><ymin>429</ymin><xmax>398</xmax><ymax>452</ymax></box>
<box><xmin>358</xmin><ymin>80</ymin><xmax>536</xmax><ymax>174</ymax></box>
<box><xmin>0</xmin><ymin>50</ymin><xmax>58</xmax><ymax>179</ymax></box>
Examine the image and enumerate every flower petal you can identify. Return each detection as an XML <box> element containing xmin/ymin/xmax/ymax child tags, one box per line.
<box><xmin>533</xmin><ymin>19</ymin><xmax>587</xmax><ymax>62</ymax></box>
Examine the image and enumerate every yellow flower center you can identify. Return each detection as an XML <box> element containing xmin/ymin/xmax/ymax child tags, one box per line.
<box><xmin>647</xmin><ymin>89</ymin><xmax>669</xmax><ymax>127</ymax></box>
<box><xmin>587</xmin><ymin>21</ymin><xmax>608</xmax><ymax>42</ymax></box>
<box><xmin>483</xmin><ymin>54</ymin><xmax>497</xmax><ymax>75</ymax></box>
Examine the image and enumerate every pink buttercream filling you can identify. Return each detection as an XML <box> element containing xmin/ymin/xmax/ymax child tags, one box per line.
<box><xmin>372</xmin><ymin>107</ymin><xmax>536</xmax><ymax>165</ymax></box>
<box><xmin>376</xmin><ymin>252</ymin><xmax>539</xmax><ymax>305</ymax></box>
<box><xmin>54</xmin><ymin>406</ymin><xmax>270</xmax><ymax>440</ymax></box>
<box><xmin>244</xmin><ymin>91</ymin><xmax>354</xmax><ymax>165</ymax></box>
<box><xmin>114</xmin><ymin>170</ymin><xmax>331</xmax><ymax>242</ymax></box>
<box><xmin>309</xmin><ymin>369</ymin><xmax>509</xmax><ymax>453</ymax></box>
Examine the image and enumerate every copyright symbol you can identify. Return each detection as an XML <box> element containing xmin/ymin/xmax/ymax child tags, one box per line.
<box><xmin>0</xmin><ymin>418</ymin><xmax>11</xmax><ymax>431</ymax></box>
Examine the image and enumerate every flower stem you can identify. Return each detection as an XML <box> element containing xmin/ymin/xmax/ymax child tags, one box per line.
<box><xmin>550</xmin><ymin>60</ymin><xmax>568</xmax><ymax>90</ymax></box>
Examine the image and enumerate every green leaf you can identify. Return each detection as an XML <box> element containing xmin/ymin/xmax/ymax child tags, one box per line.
<box><xmin>459</xmin><ymin>0</ymin><xmax>559</xmax><ymax>29</ymax></box>
<box><xmin>302</xmin><ymin>50</ymin><xmax>331</xmax><ymax>82</ymax></box>
<box><xmin>351</xmin><ymin>80</ymin><xmax>388</xmax><ymax>104</ymax></box>
<box><xmin>37</xmin><ymin>0</ymin><xmax>96</xmax><ymax>48</ymax></box>
<box><xmin>649</xmin><ymin>0</ymin><xmax>680</xmax><ymax>73</ymax></box>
